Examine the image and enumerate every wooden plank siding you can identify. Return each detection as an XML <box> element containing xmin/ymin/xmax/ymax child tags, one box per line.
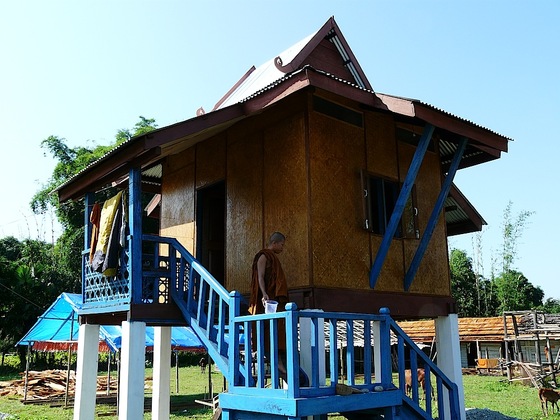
<box><xmin>160</xmin><ymin>148</ymin><xmax>196</xmax><ymax>253</ymax></box>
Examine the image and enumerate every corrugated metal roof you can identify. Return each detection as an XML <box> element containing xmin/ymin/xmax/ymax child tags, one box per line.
<box><xmin>399</xmin><ymin>317</ymin><xmax>516</xmax><ymax>343</ymax></box>
<box><xmin>56</xmin><ymin>17</ymin><xmax>509</xmax><ymax>203</ymax></box>
<box><xmin>214</xmin><ymin>20</ymin><xmax>369</xmax><ymax>111</ymax></box>
<box><xmin>215</xmin><ymin>33</ymin><xmax>315</xmax><ymax>110</ymax></box>
<box><xmin>315</xmin><ymin>316</ymin><xmax>517</xmax><ymax>349</ymax></box>
<box><xmin>223</xmin><ymin>63</ymin><xmax>510</xmax><ymax>143</ymax></box>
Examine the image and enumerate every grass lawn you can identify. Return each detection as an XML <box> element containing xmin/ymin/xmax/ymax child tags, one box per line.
<box><xmin>0</xmin><ymin>368</ymin><xmax>551</xmax><ymax>419</ymax></box>
<box><xmin>463</xmin><ymin>374</ymin><xmax>545</xmax><ymax>419</ymax></box>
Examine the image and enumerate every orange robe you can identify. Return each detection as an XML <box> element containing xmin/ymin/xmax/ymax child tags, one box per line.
<box><xmin>248</xmin><ymin>249</ymin><xmax>288</xmax><ymax>352</ymax></box>
<box><xmin>248</xmin><ymin>249</ymin><xmax>288</xmax><ymax>315</ymax></box>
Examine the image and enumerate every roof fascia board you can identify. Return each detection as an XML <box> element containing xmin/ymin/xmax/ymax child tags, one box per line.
<box><xmin>212</xmin><ymin>65</ymin><xmax>256</xmax><ymax>112</ymax></box>
<box><xmin>376</xmin><ymin>93</ymin><xmax>509</xmax><ymax>154</ymax></box>
<box><xmin>58</xmin><ymin>147</ymin><xmax>161</xmax><ymax>202</ymax></box>
<box><xmin>275</xmin><ymin>17</ymin><xmax>373</xmax><ymax>91</ymax></box>
<box><xmin>240</xmin><ymin>74</ymin><xmax>312</xmax><ymax>113</ymax></box>
<box><xmin>326</xmin><ymin>18</ymin><xmax>373</xmax><ymax>90</ymax></box>
<box><xmin>143</xmin><ymin>105</ymin><xmax>245</xmax><ymax>149</ymax></box>
<box><xmin>274</xmin><ymin>17</ymin><xmax>337</xmax><ymax>73</ymax></box>
<box><xmin>413</xmin><ymin>103</ymin><xmax>509</xmax><ymax>153</ymax></box>
<box><xmin>58</xmin><ymin>105</ymin><xmax>246</xmax><ymax>202</ymax></box>
<box><xmin>57</xmin><ymin>139</ymin><xmax>149</xmax><ymax>201</ymax></box>
<box><xmin>449</xmin><ymin>183</ymin><xmax>487</xmax><ymax>227</ymax></box>
<box><xmin>304</xmin><ymin>69</ymin><xmax>381</xmax><ymax>107</ymax></box>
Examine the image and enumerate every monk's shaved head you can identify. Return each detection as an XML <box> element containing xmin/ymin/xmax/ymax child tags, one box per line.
<box><xmin>268</xmin><ymin>231</ymin><xmax>286</xmax><ymax>245</ymax></box>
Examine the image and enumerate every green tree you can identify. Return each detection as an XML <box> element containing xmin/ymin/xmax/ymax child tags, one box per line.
<box><xmin>0</xmin><ymin>238</ymin><xmax>68</xmax><ymax>366</ymax></box>
<box><xmin>449</xmin><ymin>249</ymin><xmax>479</xmax><ymax>317</ymax></box>
<box><xmin>500</xmin><ymin>201</ymin><xmax>534</xmax><ymax>273</ymax></box>
<box><xmin>495</xmin><ymin>269</ymin><xmax>544</xmax><ymax>312</ymax></box>
<box><xmin>31</xmin><ymin>116</ymin><xmax>158</xmax><ymax>231</ymax></box>
<box><xmin>0</xmin><ymin>117</ymin><xmax>158</xmax><ymax>363</ymax></box>
<box><xmin>29</xmin><ymin>116</ymin><xmax>158</xmax><ymax>285</ymax></box>
<box><xmin>539</xmin><ymin>298</ymin><xmax>560</xmax><ymax>314</ymax></box>
<box><xmin>492</xmin><ymin>202</ymin><xmax>543</xmax><ymax>312</ymax></box>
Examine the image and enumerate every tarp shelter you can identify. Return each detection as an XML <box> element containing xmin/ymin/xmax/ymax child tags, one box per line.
<box><xmin>18</xmin><ymin>292</ymin><xmax>205</xmax><ymax>352</ymax></box>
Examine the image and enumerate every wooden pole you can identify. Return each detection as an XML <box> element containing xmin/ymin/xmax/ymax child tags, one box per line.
<box><xmin>65</xmin><ymin>343</ymin><xmax>72</xmax><ymax>406</ymax></box>
<box><xmin>65</xmin><ymin>312</ymin><xmax>75</xmax><ymax>407</ymax></box>
<box><xmin>23</xmin><ymin>344</ymin><xmax>31</xmax><ymax>402</ymax></box>
<box><xmin>175</xmin><ymin>350</ymin><xmax>179</xmax><ymax>394</ymax></box>
<box><xmin>208</xmin><ymin>354</ymin><xmax>213</xmax><ymax>399</ymax></box>
<box><xmin>107</xmin><ymin>351</ymin><xmax>111</xmax><ymax>396</ymax></box>
<box><xmin>116</xmin><ymin>350</ymin><xmax>120</xmax><ymax>416</ymax></box>
<box><xmin>546</xmin><ymin>336</ymin><xmax>556</xmax><ymax>386</ymax></box>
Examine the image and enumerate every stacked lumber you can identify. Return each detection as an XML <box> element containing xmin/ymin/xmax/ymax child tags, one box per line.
<box><xmin>0</xmin><ymin>370</ymin><xmax>117</xmax><ymax>401</ymax></box>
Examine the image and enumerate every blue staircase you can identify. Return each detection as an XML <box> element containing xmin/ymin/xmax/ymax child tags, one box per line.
<box><xmin>140</xmin><ymin>235</ymin><xmax>461</xmax><ymax>419</ymax></box>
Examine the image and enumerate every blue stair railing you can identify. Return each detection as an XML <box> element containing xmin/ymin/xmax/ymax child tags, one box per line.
<box><xmin>390</xmin><ymin>319</ymin><xmax>461</xmax><ymax>419</ymax></box>
<box><xmin>141</xmin><ymin>235</ymin><xmax>244</xmax><ymax>383</ymax></box>
<box><xmin>140</xmin><ymin>235</ymin><xmax>461</xmax><ymax>419</ymax></box>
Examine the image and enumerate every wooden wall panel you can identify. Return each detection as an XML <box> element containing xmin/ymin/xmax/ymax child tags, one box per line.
<box><xmin>160</xmin><ymin>148</ymin><xmax>196</xmax><ymax>253</ymax></box>
<box><xmin>370</xmin><ymin>237</ymin><xmax>405</xmax><ymax>292</ymax></box>
<box><xmin>309</xmin><ymin>110</ymin><xmax>370</xmax><ymax>290</ymax></box>
<box><xmin>263</xmin><ymin>113</ymin><xmax>310</xmax><ymax>289</ymax></box>
<box><xmin>196</xmin><ymin>133</ymin><xmax>226</xmax><ymax>189</ymax></box>
<box><xmin>399</xmin><ymin>143</ymin><xmax>450</xmax><ymax>295</ymax></box>
<box><xmin>364</xmin><ymin>111</ymin><xmax>405</xmax><ymax>292</ymax></box>
<box><xmin>226</xmin><ymin>131</ymin><xmax>264</xmax><ymax>294</ymax></box>
<box><xmin>365</xmin><ymin>112</ymin><xmax>399</xmax><ymax>178</ymax></box>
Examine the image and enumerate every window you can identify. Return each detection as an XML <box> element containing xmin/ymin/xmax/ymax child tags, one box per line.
<box><xmin>362</xmin><ymin>172</ymin><xmax>419</xmax><ymax>239</ymax></box>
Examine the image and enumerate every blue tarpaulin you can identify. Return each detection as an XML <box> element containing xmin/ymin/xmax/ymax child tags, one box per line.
<box><xmin>17</xmin><ymin>293</ymin><xmax>205</xmax><ymax>353</ymax></box>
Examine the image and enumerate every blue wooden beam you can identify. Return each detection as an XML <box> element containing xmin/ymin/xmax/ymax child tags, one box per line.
<box><xmin>83</xmin><ymin>192</ymin><xmax>94</xmax><ymax>301</ymax></box>
<box><xmin>404</xmin><ymin>137</ymin><xmax>467</xmax><ymax>291</ymax></box>
<box><xmin>129</xmin><ymin>167</ymin><xmax>143</xmax><ymax>304</ymax></box>
<box><xmin>369</xmin><ymin>124</ymin><xmax>434</xmax><ymax>288</ymax></box>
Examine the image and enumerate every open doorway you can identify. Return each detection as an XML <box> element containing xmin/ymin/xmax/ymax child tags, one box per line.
<box><xmin>196</xmin><ymin>181</ymin><xmax>225</xmax><ymax>286</ymax></box>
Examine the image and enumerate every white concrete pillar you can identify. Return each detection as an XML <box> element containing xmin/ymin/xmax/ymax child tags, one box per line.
<box><xmin>118</xmin><ymin>321</ymin><xmax>146</xmax><ymax>420</ymax></box>
<box><xmin>152</xmin><ymin>326</ymin><xmax>172</xmax><ymax>420</ymax></box>
<box><xmin>372</xmin><ymin>322</ymin><xmax>382</xmax><ymax>384</ymax></box>
<box><xmin>73</xmin><ymin>323</ymin><xmax>100</xmax><ymax>420</ymax></box>
<box><xmin>435</xmin><ymin>314</ymin><xmax>466</xmax><ymax>420</ymax></box>
<box><xmin>299</xmin><ymin>310</ymin><xmax>326</xmax><ymax>386</ymax></box>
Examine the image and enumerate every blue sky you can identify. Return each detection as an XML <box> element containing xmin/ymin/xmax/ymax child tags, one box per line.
<box><xmin>1</xmin><ymin>1</ymin><xmax>559</xmax><ymax>298</ymax></box>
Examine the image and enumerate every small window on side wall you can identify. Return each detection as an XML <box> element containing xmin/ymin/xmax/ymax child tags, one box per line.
<box><xmin>361</xmin><ymin>171</ymin><xmax>419</xmax><ymax>239</ymax></box>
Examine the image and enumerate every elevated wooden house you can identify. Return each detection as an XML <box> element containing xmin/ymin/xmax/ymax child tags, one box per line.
<box><xmin>57</xmin><ymin>17</ymin><xmax>509</xmax><ymax>420</ymax></box>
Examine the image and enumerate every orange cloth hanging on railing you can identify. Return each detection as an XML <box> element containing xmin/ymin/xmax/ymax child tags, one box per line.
<box><xmin>89</xmin><ymin>202</ymin><xmax>101</xmax><ymax>264</ymax></box>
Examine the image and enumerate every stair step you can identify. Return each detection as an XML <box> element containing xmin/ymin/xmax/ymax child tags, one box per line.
<box><xmin>219</xmin><ymin>389</ymin><xmax>403</xmax><ymax>418</ymax></box>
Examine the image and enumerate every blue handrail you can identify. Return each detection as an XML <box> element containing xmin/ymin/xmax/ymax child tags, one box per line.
<box><xmin>141</xmin><ymin>235</ymin><xmax>461</xmax><ymax>419</ymax></box>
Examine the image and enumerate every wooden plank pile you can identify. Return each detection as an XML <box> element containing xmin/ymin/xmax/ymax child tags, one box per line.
<box><xmin>0</xmin><ymin>370</ymin><xmax>117</xmax><ymax>401</ymax></box>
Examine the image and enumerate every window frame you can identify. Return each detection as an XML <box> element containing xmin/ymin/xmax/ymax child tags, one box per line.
<box><xmin>361</xmin><ymin>170</ymin><xmax>419</xmax><ymax>239</ymax></box>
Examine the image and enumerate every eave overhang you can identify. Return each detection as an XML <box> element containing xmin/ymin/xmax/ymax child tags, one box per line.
<box><xmin>57</xmin><ymin>66</ymin><xmax>510</xmax><ymax>204</ymax></box>
<box><xmin>445</xmin><ymin>183</ymin><xmax>487</xmax><ymax>236</ymax></box>
<box><xmin>57</xmin><ymin>105</ymin><xmax>247</xmax><ymax>202</ymax></box>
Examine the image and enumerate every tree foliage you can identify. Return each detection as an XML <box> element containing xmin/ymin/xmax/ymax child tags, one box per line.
<box><xmin>495</xmin><ymin>270</ymin><xmax>544</xmax><ymax>313</ymax></box>
<box><xmin>500</xmin><ymin>201</ymin><xmax>534</xmax><ymax>273</ymax></box>
<box><xmin>449</xmin><ymin>249</ymin><xmax>478</xmax><ymax>317</ymax></box>
<box><xmin>450</xmin><ymin>201</ymin><xmax>546</xmax><ymax>317</ymax></box>
<box><xmin>539</xmin><ymin>298</ymin><xmax>560</xmax><ymax>314</ymax></box>
<box><xmin>31</xmin><ymin>116</ymin><xmax>157</xmax><ymax>231</ymax></box>
<box><xmin>0</xmin><ymin>117</ymin><xmax>157</xmax><ymax>363</ymax></box>
<box><xmin>0</xmin><ymin>237</ymin><xmax>76</xmax><ymax>362</ymax></box>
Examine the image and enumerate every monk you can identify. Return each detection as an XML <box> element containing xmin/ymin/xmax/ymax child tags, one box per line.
<box><xmin>248</xmin><ymin>232</ymin><xmax>309</xmax><ymax>387</ymax></box>
<box><xmin>248</xmin><ymin>231</ymin><xmax>288</xmax><ymax>316</ymax></box>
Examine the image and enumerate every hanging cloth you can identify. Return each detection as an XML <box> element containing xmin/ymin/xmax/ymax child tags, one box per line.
<box><xmin>102</xmin><ymin>201</ymin><xmax>122</xmax><ymax>277</ymax></box>
<box><xmin>91</xmin><ymin>191</ymin><xmax>123</xmax><ymax>272</ymax></box>
<box><xmin>88</xmin><ymin>202</ymin><xmax>101</xmax><ymax>264</ymax></box>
